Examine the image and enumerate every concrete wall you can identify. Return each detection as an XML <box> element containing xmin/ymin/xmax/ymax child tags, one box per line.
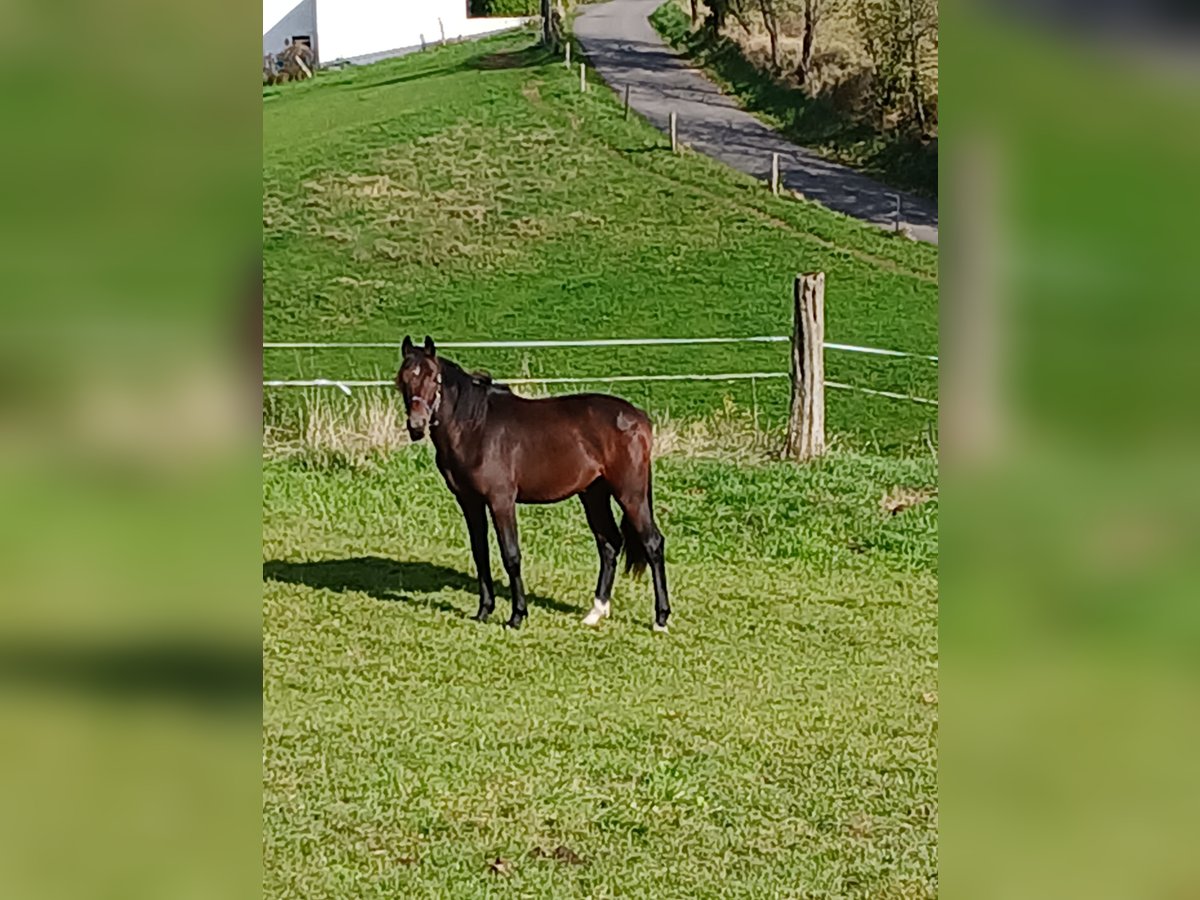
<box><xmin>314</xmin><ymin>0</ymin><xmax>525</xmax><ymax>64</ymax></box>
<box><xmin>263</xmin><ymin>0</ymin><xmax>318</xmax><ymax>60</ymax></box>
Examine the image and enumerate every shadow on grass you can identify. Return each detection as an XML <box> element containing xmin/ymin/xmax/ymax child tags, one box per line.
<box><xmin>342</xmin><ymin>40</ymin><xmax>555</xmax><ymax>93</ymax></box>
<box><xmin>466</xmin><ymin>43</ymin><xmax>559</xmax><ymax>71</ymax></box>
<box><xmin>263</xmin><ymin>556</ymin><xmax>577</xmax><ymax>617</ymax></box>
<box><xmin>0</xmin><ymin>638</ymin><xmax>260</xmax><ymax>707</ymax></box>
<box><xmin>349</xmin><ymin>65</ymin><xmax>464</xmax><ymax>91</ymax></box>
<box><xmin>345</xmin><ymin>38</ymin><xmax>554</xmax><ymax>92</ymax></box>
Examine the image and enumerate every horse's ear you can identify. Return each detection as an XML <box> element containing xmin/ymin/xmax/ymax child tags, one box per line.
<box><xmin>423</xmin><ymin>335</ymin><xmax>436</xmax><ymax>356</ymax></box>
<box><xmin>401</xmin><ymin>335</ymin><xmax>414</xmax><ymax>356</ymax></box>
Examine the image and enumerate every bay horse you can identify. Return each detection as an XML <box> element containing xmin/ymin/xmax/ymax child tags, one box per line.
<box><xmin>395</xmin><ymin>336</ymin><xmax>670</xmax><ymax>631</ymax></box>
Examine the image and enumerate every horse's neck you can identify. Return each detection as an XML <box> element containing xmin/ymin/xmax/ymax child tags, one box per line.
<box><xmin>429</xmin><ymin>382</ymin><xmax>482</xmax><ymax>463</ymax></box>
<box><xmin>429</xmin><ymin>419</ymin><xmax>460</xmax><ymax>461</ymax></box>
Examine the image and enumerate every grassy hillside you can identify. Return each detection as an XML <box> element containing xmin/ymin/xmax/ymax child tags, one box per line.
<box><xmin>263</xmin><ymin>448</ymin><xmax>937</xmax><ymax>897</ymax></box>
<box><xmin>263</xmin><ymin>30</ymin><xmax>937</xmax><ymax>454</ymax></box>
<box><xmin>263</xmin><ymin>31</ymin><xmax>937</xmax><ymax>898</ymax></box>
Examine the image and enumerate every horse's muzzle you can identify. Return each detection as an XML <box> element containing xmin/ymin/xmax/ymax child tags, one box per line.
<box><xmin>407</xmin><ymin>396</ymin><xmax>433</xmax><ymax>440</ymax></box>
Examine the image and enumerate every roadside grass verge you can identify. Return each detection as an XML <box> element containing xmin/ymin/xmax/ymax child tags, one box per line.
<box><xmin>649</xmin><ymin>1</ymin><xmax>937</xmax><ymax>197</ymax></box>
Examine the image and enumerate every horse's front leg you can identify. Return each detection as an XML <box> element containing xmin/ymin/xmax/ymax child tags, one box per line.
<box><xmin>457</xmin><ymin>494</ymin><xmax>494</xmax><ymax>621</ymax></box>
<box><xmin>489</xmin><ymin>499</ymin><xmax>527</xmax><ymax>629</ymax></box>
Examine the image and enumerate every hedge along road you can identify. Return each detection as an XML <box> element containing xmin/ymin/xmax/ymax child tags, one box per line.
<box><xmin>574</xmin><ymin>0</ymin><xmax>939</xmax><ymax>244</ymax></box>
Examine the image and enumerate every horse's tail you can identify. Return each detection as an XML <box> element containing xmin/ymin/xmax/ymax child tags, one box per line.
<box><xmin>620</xmin><ymin>473</ymin><xmax>653</xmax><ymax>578</ymax></box>
<box><xmin>620</xmin><ymin>513</ymin><xmax>648</xmax><ymax>578</ymax></box>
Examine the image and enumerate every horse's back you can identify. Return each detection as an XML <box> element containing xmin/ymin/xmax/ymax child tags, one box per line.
<box><xmin>508</xmin><ymin>392</ymin><xmax>650</xmax><ymax>441</ymax></box>
<box><xmin>490</xmin><ymin>392</ymin><xmax>652</xmax><ymax>502</ymax></box>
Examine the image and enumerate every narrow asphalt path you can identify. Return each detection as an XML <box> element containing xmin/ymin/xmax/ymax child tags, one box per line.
<box><xmin>574</xmin><ymin>0</ymin><xmax>938</xmax><ymax>244</ymax></box>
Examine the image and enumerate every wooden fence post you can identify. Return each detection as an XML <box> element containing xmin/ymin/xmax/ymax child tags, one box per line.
<box><xmin>580</xmin><ymin>62</ymin><xmax>587</xmax><ymax>92</ymax></box>
<box><xmin>669</xmin><ymin>111</ymin><xmax>677</xmax><ymax>152</ymax></box>
<box><xmin>785</xmin><ymin>272</ymin><xmax>826</xmax><ymax>461</ymax></box>
<box><xmin>565</xmin><ymin>42</ymin><xmax>571</xmax><ymax>68</ymax></box>
<box><xmin>771</xmin><ymin>152</ymin><xmax>780</xmax><ymax>195</ymax></box>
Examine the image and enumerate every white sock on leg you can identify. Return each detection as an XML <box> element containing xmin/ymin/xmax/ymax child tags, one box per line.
<box><xmin>582</xmin><ymin>598</ymin><xmax>610</xmax><ymax>626</ymax></box>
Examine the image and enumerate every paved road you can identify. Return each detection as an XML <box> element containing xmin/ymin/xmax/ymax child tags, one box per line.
<box><xmin>574</xmin><ymin>0</ymin><xmax>938</xmax><ymax>244</ymax></box>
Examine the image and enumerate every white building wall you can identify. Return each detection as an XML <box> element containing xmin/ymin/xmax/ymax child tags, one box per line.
<box><xmin>315</xmin><ymin>0</ymin><xmax>526</xmax><ymax>64</ymax></box>
<box><xmin>263</xmin><ymin>0</ymin><xmax>318</xmax><ymax>59</ymax></box>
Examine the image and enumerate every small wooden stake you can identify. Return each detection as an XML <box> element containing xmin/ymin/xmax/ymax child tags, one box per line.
<box><xmin>438</xmin><ymin>17</ymin><xmax>446</xmax><ymax>44</ymax></box>
<box><xmin>580</xmin><ymin>62</ymin><xmax>586</xmax><ymax>92</ymax></box>
<box><xmin>565</xmin><ymin>43</ymin><xmax>571</xmax><ymax>68</ymax></box>
<box><xmin>623</xmin><ymin>84</ymin><xmax>630</xmax><ymax>118</ymax></box>
<box><xmin>891</xmin><ymin>193</ymin><xmax>902</xmax><ymax>231</ymax></box>
<box><xmin>669</xmin><ymin>111</ymin><xmax>677</xmax><ymax>152</ymax></box>
<box><xmin>771</xmin><ymin>152</ymin><xmax>780</xmax><ymax>195</ymax></box>
<box><xmin>785</xmin><ymin>272</ymin><xmax>826</xmax><ymax>461</ymax></box>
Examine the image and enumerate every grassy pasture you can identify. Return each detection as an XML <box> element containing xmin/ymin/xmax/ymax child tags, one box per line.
<box><xmin>263</xmin><ymin>29</ymin><xmax>937</xmax><ymax>454</ymax></box>
<box><xmin>263</xmin><ymin>27</ymin><xmax>937</xmax><ymax>898</ymax></box>
<box><xmin>263</xmin><ymin>449</ymin><xmax>937</xmax><ymax>897</ymax></box>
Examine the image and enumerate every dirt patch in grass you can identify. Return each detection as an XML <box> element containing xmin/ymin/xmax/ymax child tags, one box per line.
<box><xmin>529</xmin><ymin>845</ymin><xmax>586</xmax><ymax>865</ymax></box>
<box><xmin>486</xmin><ymin>857</ymin><xmax>512</xmax><ymax>876</ymax></box>
<box><xmin>477</xmin><ymin>51</ymin><xmax>532</xmax><ymax>69</ymax></box>
<box><xmin>521</xmin><ymin>79</ymin><xmax>543</xmax><ymax>104</ymax></box>
<box><xmin>881</xmin><ymin>485</ymin><xmax>936</xmax><ymax>515</ymax></box>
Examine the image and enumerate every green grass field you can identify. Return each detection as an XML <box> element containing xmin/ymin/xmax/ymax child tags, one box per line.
<box><xmin>263</xmin><ymin>449</ymin><xmax>937</xmax><ymax>897</ymax></box>
<box><xmin>263</xmin><ymin>27</ymin><xmax>937</xmax><ymax>898</ymax></box>
<box><xmin>263</xmin><ymin>29</ymin><xmax>937</xmax><ymax>455</ymax></box>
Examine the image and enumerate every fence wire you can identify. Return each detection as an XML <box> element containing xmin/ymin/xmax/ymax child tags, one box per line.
<box><xmin>263</xmin><ymin>336</ymin><xmax>937</xmax><ymax>361</ymax></box>
<box><xmin>261</xmin><ymin>335</ymin><xmax>938</xmax><ymax>405</ymax></box>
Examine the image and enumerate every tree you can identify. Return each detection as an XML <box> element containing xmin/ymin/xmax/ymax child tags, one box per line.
<box><xmin>706</xmin><ymin>0</ymin><xmax>753</xmax><ymax>37</ymax></box>
<box><xmin>796</xmin><ymin>0</ymin><xmax>831</xmax><ymax>88</ymax></box>
<box><xmin>705</xmin><ymin>0</ymin><xmax>727</xmax><ymax>34</ymax></box>
<box><xmin>540</xmin><ymin>0</ymin><xmax>564</xmax><ymax>48</ymax></box>
<box><xmin>854</xmin><ymin>0</ymin><xmax>935</xmax><ymax>131</ymax></box>
<box><xmin>757</xmin><ymin>0</ymin><xmax>782</xmax><ymax>72</ymax></box>
<box><xmin>854</xmin><ymin>0</ymin><xmax>904</xmax><ymax>127</ymax></box>
<box><xmin>901</xmin><ymin>0</ymin><xmax>937</xmax><ymax>133</ymax></box>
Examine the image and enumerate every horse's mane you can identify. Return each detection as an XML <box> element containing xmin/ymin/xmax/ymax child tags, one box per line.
<box><xmin>439</xmin><ymin>358</ymin><xmax>511</xmax><ymax>429</ymax></box>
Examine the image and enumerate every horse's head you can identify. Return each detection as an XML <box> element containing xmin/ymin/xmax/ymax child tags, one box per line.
<box><xmin>396</xmin><ymin>335</ymin><xmax>441</xmax><ymax>441</ymax></box>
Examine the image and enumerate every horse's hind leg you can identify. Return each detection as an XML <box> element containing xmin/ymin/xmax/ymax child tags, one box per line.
<box><xmin>614</xmin><ymin>480</ymin><xmax>671</xmax><ymax>632</ymax></box>
<box><xmin>580</xmin><ymin>481</ymin><xmax>622</xmax><ymax>626</ymax></box>
<box><xmin>489</xmin><ymin>498</ymin><xmax>528</xmax><ymax>629</ymax></box>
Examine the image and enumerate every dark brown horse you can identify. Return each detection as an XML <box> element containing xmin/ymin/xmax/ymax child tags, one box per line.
<box><xmin>395</xmin><ymin>336</ymin><xmax>670</xmax><ymax>631</ymax></box>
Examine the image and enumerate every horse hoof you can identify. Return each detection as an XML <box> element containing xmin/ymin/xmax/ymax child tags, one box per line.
<box><xmin>582</xmin><ymin>599</ymin><xmax>610</xmax><ymax>626</ymax></box>
<box><xmin>473</xmin><ymin>611</ymin><xmax>492</xmax><ymax>623</ymax></box>
<box><xmin>504</xmin><ymin>618</ymin><xmax>524</xmax><ymax>630</ymax></box>
<box><xmin>653</xmin><ymin>622</ymin><xmax>669</xmax><ymax>634</ymax></box>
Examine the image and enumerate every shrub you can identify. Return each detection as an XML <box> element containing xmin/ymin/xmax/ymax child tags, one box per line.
<box><xmin>469</xmin><ymin>0</ymin><xmax>539</xmax><ymax>16</ymax></box>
